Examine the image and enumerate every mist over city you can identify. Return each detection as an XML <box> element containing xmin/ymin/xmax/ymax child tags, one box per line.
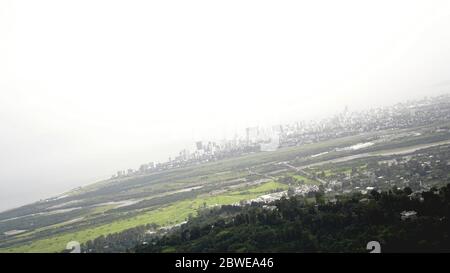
<box><xmin>2</xmin><ymin>0</ymin><xmax>450</xmax><ymax>257</ymax></box>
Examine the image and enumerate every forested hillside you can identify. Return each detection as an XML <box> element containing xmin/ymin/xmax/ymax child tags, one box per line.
<box><xmin>135</xmin><ymin>184</ymin><xmax>450</xmax><ymax>253</ymax></box>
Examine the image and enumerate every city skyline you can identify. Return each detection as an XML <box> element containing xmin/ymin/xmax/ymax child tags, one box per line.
<box><xmin>2</xmin><ymin>92</ymin><xmax>448</xmax><ymax>213</ymax></box>
<box><xmin>109</xmin><ymin>93</ymin><xmax>450</xmax><ymax>180</ymax></box>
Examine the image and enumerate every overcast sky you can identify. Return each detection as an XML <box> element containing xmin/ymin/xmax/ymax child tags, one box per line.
<box><xmin>1</xmin><ymin>0</ymin><xmax>450</xmax><ymax>211</ymax></box>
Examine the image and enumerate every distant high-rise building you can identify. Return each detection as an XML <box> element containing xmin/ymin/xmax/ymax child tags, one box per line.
<box><xmin>139</xmin><ymin>164</ymin><xmax>149</xmax><ymax>173</ymax></box>
<box><xmin>246</xmin><ymin>127</ymin><xmax>259</xmax><ymax>145</ymax></box>
<box><xmin>246</xmin><ymin>127</ymin><xmax>250</xmax><ymax>145</ymax></box>
<box><xmin>272</xmin><ymin>125</ymin><xmax>283</xmax><ymax>134</ymax></box>
<box><xmin>179</xmin><ymin>149</ymin><xmax>190</xmax><ymax>160</ymax></box>
<box><xmin>196</xmin><ymin>141</ymin><xmax>203</xmax><ymax>150</ymax></box>
<box><xmin>260</xmin><ymin>135</ymin><xmax>280</xmax><ymax>152</ymax></box>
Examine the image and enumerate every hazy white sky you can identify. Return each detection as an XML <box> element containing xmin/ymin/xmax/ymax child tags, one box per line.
<box><xmin>1</xmin><ymin>0</ymin><xmax>450</xmax><ymax>211</ymax></box>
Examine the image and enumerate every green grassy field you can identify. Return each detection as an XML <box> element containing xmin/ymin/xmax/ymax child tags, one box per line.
<box><xmin>1</xmin><ymin>181</ymin><xmax>286</xmax><ymax>253</ymax></box>
<box><xmin>289</xmin><ymin>173</ymin><xmax>320</xmax><ymax>185</ymax></box>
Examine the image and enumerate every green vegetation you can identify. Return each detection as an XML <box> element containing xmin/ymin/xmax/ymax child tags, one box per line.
<box><xmin>290</xmin><ymin>174</ymin><xmax>320</xmax><ymax>185</ymax></box>
<box><xmin>136</xmin><ymin>184</ymin><xmax>450</xmax><ymax>253</ymax></box>
<box><xmin>1</xmin><ymin>181</ymin><xmax>286</xmax><ymax>253</ymax></box>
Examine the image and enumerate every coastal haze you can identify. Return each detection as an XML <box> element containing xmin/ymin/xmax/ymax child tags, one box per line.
<box><xmin>2</xmin><ymin>0</ymin><xmax>450</xmax><ymax>212</ymax></box>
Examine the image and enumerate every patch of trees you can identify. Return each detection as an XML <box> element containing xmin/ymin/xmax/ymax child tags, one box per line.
<box><xmin>76</xmin><ymin>223</ymin><xmax>160</xmax><ymax>253</ymax></box>
<box><xmin>135</xmin><ymin>184</ymin><xmax>450</xmax><ymax>253</ymax></box>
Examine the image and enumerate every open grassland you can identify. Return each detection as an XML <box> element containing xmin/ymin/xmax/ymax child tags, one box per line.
<box><xmin>290</xmin><ymin>174</ymin><xmax>321</xmax><ymax>185</ymax></box>
<box><xmin>0</xmin><ymin>181</ymin><xmax>286</xmax><ymax>253</ymax></box>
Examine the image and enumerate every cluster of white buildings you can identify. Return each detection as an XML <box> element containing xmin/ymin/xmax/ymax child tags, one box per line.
<box><xmin>241</xmin><ymin>184</ymin><xmax>320</xmax><ymax>205</ymax></box>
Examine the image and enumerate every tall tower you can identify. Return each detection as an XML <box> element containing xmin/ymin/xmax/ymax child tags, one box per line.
<box><xmin>246</xmin><ymin>127</ymin><xmax>250</xmax><ymax>146</ymax></box>
<box><xmin>196</xmin><ymin>141</ymin><xmax>203</xmax><ymax>151</ymax></box>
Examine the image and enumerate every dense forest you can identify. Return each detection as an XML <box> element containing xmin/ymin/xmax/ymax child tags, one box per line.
<box><xmin>133</xmin><ymin>184</ymin><xmax>450</xmax><ymax>253</ymax></box>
